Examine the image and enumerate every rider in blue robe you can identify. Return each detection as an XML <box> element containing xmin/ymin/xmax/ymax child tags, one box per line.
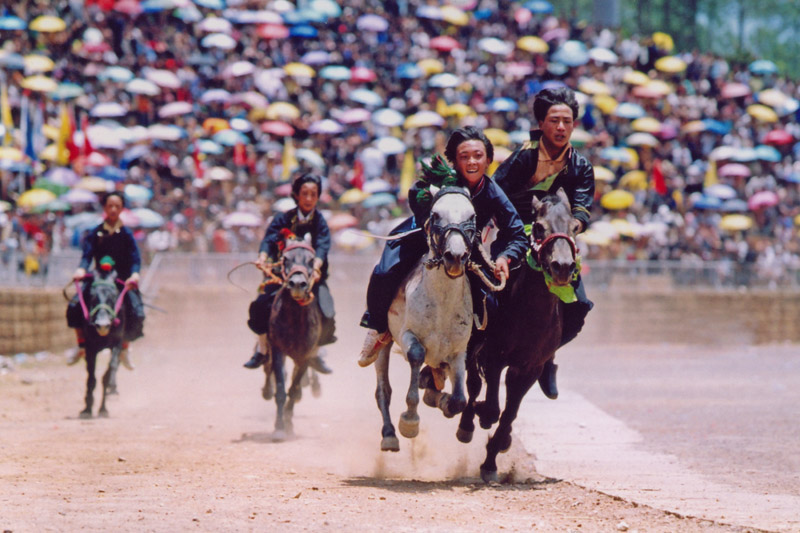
<box><xmin>244</xmin><ymin>174</ymin><xmax>334</xmax><ymax>373</ymax></box>
<box><xmin>358</xmin><ymin>126</ymin><xmax>528</xmax><ymax>367</ymax></box>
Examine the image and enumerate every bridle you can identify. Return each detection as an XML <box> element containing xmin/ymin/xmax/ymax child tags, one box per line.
<box><xmin>424</xmin><ymin>186</ymin><xmax>477</xmax><ymax>270</ymax></box>
<box><xmin>76</xmin><ymin>273</ymin><xmax>130</xmax><ymax>327</ymax></box>
<box><xmin>530</xmin><ymin>231</ymin><xmax>577</xmax><ymax>268</ymax></box>
<box><xmin>278</xmin><ymin>240</ymin><xmax>317</xmax><ymax>306</ymax></box>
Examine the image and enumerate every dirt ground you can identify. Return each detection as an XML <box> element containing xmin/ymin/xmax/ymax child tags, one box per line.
<box><xmin>0</xmin><ymin>258</ymin><xmax>788</xmax><ymax>532</ymax></box>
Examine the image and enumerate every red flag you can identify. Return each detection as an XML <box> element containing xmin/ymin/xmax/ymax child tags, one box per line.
<box><xmin>80</xmin><ymin>114</ymin><xmax>93</xmax><ymax>156</ymax></box>
<box><xmin>233</xmin><ymin>142</ymin><xmax>246</xmax><ymax>167</ymax></box>
<box><xmin>351</xmin><ymin>159</ymin><xmax>364</xmax><ymax>190</ymax></box>
<box><xmin>192</xmin><ymin>140</ymin><xmax>204</xmax><ymax>179</ymax></box>
<box><xmin>652</xmin><ymin>158</ymin><xmax>667</xmax><ymax>196</ymax></box>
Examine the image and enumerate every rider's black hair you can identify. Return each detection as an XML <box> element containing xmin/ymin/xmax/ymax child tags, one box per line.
<box><xmin>532</xmin><ymin>87</ymin><xmax>580</xmax><ymax>123</ymax></box>
<box><xmin>444</xmin><ymin>126</ymin><xmax>494</xmax><ymax>166</ymax></box>
<box><xmin>101</xmin><ymin>191</ymin><xmax>126</xmax><ymax>207</ymax></box>
<box><xmin>292</xmin><ymin>173</ymin><xmax>323</xmax><ymax>197</ymax></box>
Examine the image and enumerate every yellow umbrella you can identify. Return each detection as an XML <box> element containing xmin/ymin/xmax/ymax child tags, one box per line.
<box><xmin>636</xmin><ymin>79</ymin><xmax>672</xmax><ymax>97</ymax></box>
<box><xmin>622</xmin><ymin>70</ymin><xmax>650</xmax><ymax>86</ymax></box>
<box><xmin>43</xmin><ymin>123</ymin><xmax>60</xmax><ymax>141</ymax></box>
<box><xmin>17</xmin><ymin>189</ymin><xmax>57</xmax><ymax>208</ymax></box>
<box><xmin>266</xmin><ymin>102</ymin><xmax>301</xmax><ymax>120</ymax></box>
<box><xmin>29</xmin><ymin>15</ymin><xmax>67</xmax><ymax>33</ymax></box>
<box><xmin>339</xmin><ymin>188</ymin><xmax>370</xmax><ymax>205</ymax></box>
<box><xmin>577</xmin><ymin>78</ymin><xmax>610</xmax><ymax>96</ymax></box>
<box><xmin>652</xmin><ymin>32</ymin><xmax>674</xmax><ymax>52</ymax></box>
<box><xmin>20</xmin><ymin>75</ymin><xmax>58</xmax><ymax>93</ymax></box>
<box><xmin>440</xmin><ymin>5</ymin><xmax>469</xmax><ymax>26</ymax></box>
<box><xmin>593</xmin><ymin>94</ymin><xmax>618</xmax><ymax>115</ymax></box>
<box><xmin>39</xmin><ymin>143</ymin><xmax>58</xmax><ymax>161</ymax></box>
<box><xmin>719</xmin><ymin>214</ymin><xmax>753</xmax><ymax>232</ymax></box>
<box><xmin>654</xmin><ymin>56</ymin><xmax>686</xmax><ymax>74</ymax></box>
<box><xmin>0</xmin><ymin>146</ymin><xmax>24</xmax><ymax>161</ymax></box>
<box><xmin>681</xmin><ymin>120</ymin><xmax>706</xmax><ymax>134</ymax></box>
<box><xmin>578</xmin><ymin>229</ymin><xmax>612</xmax><ymax>246</ymax></box>
<box><xmin>747</xmin><ymin>104</ymin><xmax>778</xmax><ymax>123</ymax></box>
<box><xmin>403</xmin><ymin>111</ymin><xmax>444</xmax><ymax>129</ymax></box>
<box><xmin>23</xmin><ymin>54</ymin><xmax>55</xmax><ymax>74</ymax></box>
<box><xmin>794</xmin><ymin>214</ymin><xmax>800</xmax><ymax>226</ymax></box>
<box><xmin>631</xmin><ymin>117</ymin><xmax>662</xmax><ymax>133</ymax></box>
<box><xmin>444</xmin><ymin>103</ymin><xmax>475</xmax><ymax>118</ymax></box>
<box><xmin>626</xmin><ymin>132</ymin><xmax>659</xmax><ymax>147</ymax></box>
<box><xmin>516</xmin><ymin>36</ymin><xmax>549</xmax><ymax>54</ymax></box>
<box><xmin>283</xmin><ymin>62</ymin><xmax>315</xmax><ymax>78</ymax></box>
<box><xmin>417</xmin><ymin>58</ymin><xmax>444</xmax><ymax>76</ymax></box>
<box><xmin>619</xmin><ymin>170</ymin><xmax>648</xmax><ymax>190</ymax></box>
<box><xmin>483</xmin><ymin>128</ymin><xmax>510</xmax><ymax>147</ymax></box>
<box><xmin>570</xmin><ymin>128</ymin><xmax>593</xmax><ymax>146</ymax></box>
<box><xmin>600</xmin><ymin>190</ymin><xmax>635</xmax><ymax>210</ymax></box>
<box><xmin>593</xmin><ymin>166</ymin><xmax>615</xmax><ymax>182</ymax></box>
<box><xmin>202</xmin><ymin>117</ymin><xmax>230</xmax><ymax>132</ymax></box>
<box><xmin>757</xmin><ymin>89</ymin><xmax>789</xmax><ymax>108</ymax></box>
<box><xmin>611</xmin><ymin>218</ymin><xmax>638</xmax><ymax>237</ymax></box>
<box><xmin>76</xmin><ymin>176</ymin><xmax>113</xmax><ymax>192</ymax></box>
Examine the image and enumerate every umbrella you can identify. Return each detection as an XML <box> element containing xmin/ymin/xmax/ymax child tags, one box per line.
<box><xmin>703</xmin><ymin>119</ymin><xmax>731</xmax><ymax>135</ymax></box>
<box><xmin>23</xmin><ymin>54</ymin><xmax>54</xmax><ymax>74</ymax></box>
<box><xmin>691</xmin><ymin>194</ymin><xmax>723</xmax><ymax>210</ymax></box>
<box><xmin>319</xmin><ymin>65</ymin><xmax>351</xmax><ymax>80</ymax></box>
<box><xmin>654</xmin><ymin>56</ymin><xmax>686</xmax><ymax>73</ymax></box>
<box><xmin>486</xmin><ymin>97</ymin><xmax>518</xmax><ymax>112</ymax></box>
<box><xmin>207</xmin><ymin>166</ymin><xmax>234</xmax><ymax>181</ymax></box>
<box><xmin>395</xmin><ymin>63</ymin><xmax>424</xmax><ymax>79</ymax></box>
<box><xmin>20</xmin><ymin>75</ymin><xmax>58</xmax><ymax>93</ymax></box>
<box><xmin>429</xmin><ymin>36</ymin><xmax>461</xmax><ymax>52</ymax></box>
<box><xmin>613</xmin><ymin>102</ymin><xmax>646</xmax><ymax>119</ymax></box>
<box><xmin>720</xmin><ymin>199</ymin><xmax>749</xmax><ymax>213</ymax></box>
<box><xmin>76</xmin><ymin>176</ymin><xmax>114</xmax><ymax>192</ymax></box>
<box><xmin>719</xmin><ymin>214</ymin><xmax>753</xmax><ymax>232</ymax></box>
<box><xmin>147</xmin><ymin>124</ymin><xmax>187</xmax><ymax>141</ymax></box>
<box><xmin>349</xmin><ymin>88</ymin><xmax>384</xmax><ymax>107</ymax></box>
<box><xmin>0</xmin><ymin>146</ymin><xmax>24</xmax><ymax>161</ymax></box>
<box><xmin>372</xmin><ymin>108</ymin><xmax>405</xmax><ymax>127</ymax></box>
<box><xmin>441</xmin><ymin>5</ymin><xmax>469</xmax><ymax>25</ymax></box>
<box><xmin>733</xmin><ymin>148</ymin><xmax>759</xmax><ymax>163</ymax></box>
<box><xmin>717</xmin><ymin>163</ymin><xmax>751</xmax><ymax>178</ymax></box>
<box><xmin>577</xmin><ymin>79</ymin><xmax>611</xmax><ymax>96</ymax></box>
<box><xmin>484</xmin><ymin>128</ymin><xmax>511</xmax><ymax>147</ymax></box>
<box><xmin>90</xmin><ymin>102</ymin><xmax>128</xmax><ymax>118</ymax></box>
<box><xmin>45</xmin><ymin>167</ymin><xmax>80</xmax><ymax>187</ymax></box>
<box><xmin>622</xmin><ymin>70</ymin><xmax>650</xmax><ymax>85</ymax></box>
<box><xmin>197</xmin><ymin>139</ymin><xmax>224</xmax><ymax>155</ymax></box>
<box><xmin>417</xmin><ymin>58</ymin><xmax>445</xmax><ymax>75</ymax></box>
<box><xmin>588</xmin><ymin>47</ymin><xmax>618</xmax><ymax>64</ymax></box>
<box><xmin>213</xmin><ymin>129</ymin><xmax>249</xmax><ymax>146</ymax></box>
<box><xmin>631</xmin><ymin>117</ymin><xmax>662</xmax><ymax>133</ymax></box>
<box><xmin>403</xmin><ymin>110</ymin><xmax>445</xmax><ymax>129</ymax></box>
<box><xmin>289</xmin><ymin>24</ymin><xmax>318</xmax><ymax>39</ymax></box>
<box><xmin>748</xmin><ymin>190</ymin><xmax>779</xmax><ymax>210</ymax></box>
<box><xmin>523</xmin><ymin>0</ymin><xmax>553</xmax><ymax>13</ymax></box>
<box><xmin>552</xmin><ymin>40</ymin><xmax>589</xmax><ymax>67</ymax></box>
<box><xmin>416</xmin><ymin>5</ymin><xmax>444</xmax><ymax>20</ymax></box>
<box><xmin>600</xmin><ymin>146</ymin><xmax>636</xmax><ymax>164</ymax></box>
<box><xmin>0</xmin><ymin>15</ymin><xmax>26</xmax><ymax>31</ymax></box>
<box><xmin>500</xmin><ymin>62</ymin><xmax>535</xmax><ymax>78</ymax></box>
<box><xmin>720</xmin><ymin>82</ymin><xmax>750</xmax><ymax>99</ymax></box>
<box><xmin>198</xmin><ymin>16</ymin><xmax>232</xmax><ymax>33</ymax></box>
<box><xmin>593</xmin><ymin>166</ymin><xmax>615</xmax><ymax>182</ymax></box>
<box><xmin>749</xmin><ymin>59</ymin><xmax>778</xmax><ymax>76</ymax></box>
<box><xmin>202</xmin><ymin>117</ymin><xmax>229</xmax><ymax>133</ymax></box>
<box><xmin>295</xmin><ymin>148</ymin><xmax>325</xmax><ymax>169</ymax></box>
<box><xmin>754</xmin><ymin>145</ymin><xmax>782</xmax><ymax>162</ymax></box>
<box><xmin>444</xmin><ymin>103</ymin><xmax>476</xmax><ymax>118</ymax></box>
<box><xmin>339</xmin><ymin>188</ymin><xmax>370</xmax><ymax>205</ymax></box>
<box><xmin>231</xmin><ymin>91</ymin><xmax>268</xmax><ymax>109</ymax></box>
<box><xmin>86</xmin><ymin>151</ymin><xmax>114</xmax><ymax>167</ymax></box>
<box><xmin>632</xmin><ymin>80</ymin><xmax>672</xmax><ymax>99</ymax></box>
<box><xmin>60</xmin><ymin>188</ymin><xmax>99</xmax><ymax>205</ymax></box>
<box><xmin>158</xmin><ymin>101</ymin><xmax>194</xmax><ymax>118</ymax></box>
<box><xmin>356</xmin><ymin>14</ymin><xmax>389</xmax><ymax>32</ymax></box>
<box><xmin>652</xmin><ymin>31</ymin><xmax>674</xmax><ymax>52</ymax></box>
<box><xmin>99</xmin><ymin>65</ymin><xmax>135</xmax><ymax>83</ymax></box>
<box><xmin>625</xmin><ymin>132</ymin><xmax>659</xmax><ymax>147</ymax></box>
<box><xmin>757</xmin><ymin>88</ymin><xmax>790</xmax><ymax>108</ymax></box>
<box><xmin>257</xmin><ymin>23</ymin><xmax>289</xmax><ymax>40</ymax></box>
<box><xmin>284</xmin><ymin>62</ymin><xmax>316</xmax><ymax>78</ymax></box>
<box><xmin>200</xmin><ymin>88</ymin><xmax>232</xmax><ymax>104</ymax></box>
<box><xmin>516</xmin><ymin>36</ymin><xmax>548</xmax><ymax>54</ymax></box>
<box><xmin>600</xmin><ymin>190</ymin><xmax>634</xmax><ymax>210</ymax></box>
<box><xmin>0</xmin><ymin>51</ymin><xmax>24</xmax><ymax>70</ymax></box>
<box><xmin>764</xmin><ymin>129</ymin><xmax>794</xmax><ymax>146</ymax></box>
<box><xmin>747</xmin><ymin>104</ymin><xmax>778</xmax><ymax>123</ymax></box>
<box><xmin>327</xmin><ymin>212</ymin><xmax>359</xmax><ymax>231</ymax></box>
<box><xmin>428</xmin><ymin>73</ymin><xmax>461</xmax><ymax>88</ymax></box>
<box><xmin>374</xmin><ymin>136</ymin><xmax>406</xmax><ymax>155</ymax></box>
<box><xmin>362</xmin><ymin>192</ymin><xmax>396</xmax><ymax>209</ymax></box>
<box><xmin>271</xmin><ymin>197</ymin><xmax>296</xmax><ymax>212</ymax></box>
<box><xmin>300</xmin><ymin>50</ymin><xmax>331</xmax><ymax>65</ymax></box>
<box><xmin>222</xmin><ymin>61</ymin><xmax>256</xmax><ymax>78</ymax></box>
<box><xmin>222</xmin><ymin>211</ymin><xmax>263</xmax><ymax>228</ymax></box>
<box><xmin>49</xmin><ymin>82</ymin><xmax>84</xmax><ymax>100</ymax></box>
<box><xmin>309</xmin><ymin>0</ymin><xmax>341</xmax><ymax>18</ymax></box>
<box><xmin>124</xmin><ymin>184</ymin><xmax>153</xmax><ymax>206</ymax></box>
<box><xmin>201</xmin><ymin>32</ymin><xmax>236</xmax><ymax>50</ymax></box>
<box><xmin>266</xmin><ymin>102</ymin><xmax>301</xmax><ymax>120</ymax></box>
<box><xmin>618</xmin><ymin>170</ymin><xmax>648</xmax><ymax>190</ymax></box>
<box><xmin>477</xmin><ymin>37</ymin><xmax>513</xmax><ymax>56</ymax></box>
<box><xmin>308</xmin><ymin>119</ymin><xmax>344</xmax><ymax>135</ymax></box>
<box><xmin>261</xmin><ymin>121</ymin><xmax>295</xmax><ymax>137</ymax></box>
<box><xmin>351</xmin><ymin>66</ymin><xmax>377</xmax><ymax>83</ymax></box>
<box><xmin>125</xmin><ymin>78</ymin><xmax>160</xmax><ymax>96</ymax></box>
<box><xmin>335</xmin><ymin>107</ymin><xmax>371</xmax><ymax>124</ymax></box>
<box><xmin>129</xmin><ymin>208</ymin><xmax>164</xmax><ymax>228</ymax></box>
<box><xmin>29</xmin><ymin>15</ymin><xmax>66</xmax><ymax>33</ymax></box>
<box><xmin>704</xmin><ymin>183</ymin><xmax>738</xmax><ymax>200</ymax></box>
<box><xmin>145</xmin><ymin>69</ymin><xmax>181</xmax><ymax>89</ymax></box>
<box><xmin>34</xmin><ymin>200</ymin><xmax>71</xmax><ymax>213</ymax></box>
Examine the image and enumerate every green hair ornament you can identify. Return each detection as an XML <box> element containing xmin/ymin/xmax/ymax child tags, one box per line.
<box><xmin>415</xmin><ymin>153</ymin><xmax>459</xmax><ymax>205</ymax></box>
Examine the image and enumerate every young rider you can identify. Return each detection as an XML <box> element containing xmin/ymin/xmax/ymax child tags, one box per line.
<box><xmin>66</xmin><ymin>191</ymin><xmax>145</xmax><ymax>369</ymax></box>
<box><xmin>358</xmin><ymin>126</ymin><xmax>528</xmax><ymax>367</ymax></box>
<box><xmin>492</xmin><ymin>87</ymin><xmax>596</xmax><ymax>399</ymax></box>
<box><xmin>243</xmin><ymin>173</ymin><xmax>335</xmax><ymax>373</ymax></box>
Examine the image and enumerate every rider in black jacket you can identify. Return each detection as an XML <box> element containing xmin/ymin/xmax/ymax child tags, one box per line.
<box><xmin>492</xmin><ymin>87</ymin><xmax>596</xmax><ymax>399</ymax></box>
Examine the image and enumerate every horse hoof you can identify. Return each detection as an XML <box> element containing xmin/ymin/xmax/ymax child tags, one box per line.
<box><xmin>422</xmin><ymin>388</ymin><xmax>438</xmax><ymax>408</ymax></box>
<box><xmin>381</xmin><ymin>436</ymin><xmax>400</xmax><ymax>452</ymax></box>
<box><xmin>98</xmin><ymin>410</ymin><xmax>109</xmax><ymax>418</ymax></box>
<box><xmin>106</xmin><ymin>386</ymin><xmax>118</xmax><ymax>396</ymax></box>
<box><xmin>480</xmin><ymin>467</ymin><xmax>498</xmax><ymax>484</ymax></box>
<box><xmin>262</xmin><ymin>388</ymin><xmax>274</xmax><ymax>401</ymax></box>
<box><xmin>79</xmin><ymin>410</ymin><xmax>92</xmax><ymax>419</ymax></box>
<box><xmin>456</xmin><ymin>427</ymin><xmax>473</xmax><ymax>443</ymax></box>
<box><xmin>398</xmin><ymin>413</ymin><xmax>419</xmax><ymax>439</ymax></box>
<box><xmin>272</xmin><ymin>430</ymin><xmax>286</xmax><ymax>442</ymax></box>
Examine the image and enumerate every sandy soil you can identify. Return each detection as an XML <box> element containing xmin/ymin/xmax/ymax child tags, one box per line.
<box><xmin>0</xmin><ymin>270</ymin><xmax>775</xmax><ymax>532</ymax></box>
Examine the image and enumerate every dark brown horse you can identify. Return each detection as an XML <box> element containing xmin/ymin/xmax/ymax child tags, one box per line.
<box><xmin>261</xmin><ymin>237</ymin><xmax>325</xmax><ymax>440</ymax></box>
<box><xmin>456</xmin><ymin>188</ymin><xmax>581</xmax><ymax>482</ymax></box>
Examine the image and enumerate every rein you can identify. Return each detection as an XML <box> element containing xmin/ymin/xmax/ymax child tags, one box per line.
<box><xmin>75</xmin><ymin>274</ymin><xmax>131</xmax><ymax>326</ymax></box>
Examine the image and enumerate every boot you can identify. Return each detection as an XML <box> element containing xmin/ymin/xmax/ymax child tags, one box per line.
<box><xmin>538</xmin><ymin>360</ymin><xmax>558</xmax><ymax>400</ymax></box>
<box><xmin>244</xmin><ymin>351</ymin><xmax>267</xmax><ymax>369</ymax></box>
<box><xmin>358</xmin><ymin>329</ymin><xmax>391</xmax><ymax>368</ymax></box>
<box><xmin>308</xmin><ymin>348</ymin><xmax>332</xmax><ymax>374</ymax></box>
<box><xmin>119</xmin><ymin>346</ymin><xmax>135</xmax><ymax>370</ymax></box>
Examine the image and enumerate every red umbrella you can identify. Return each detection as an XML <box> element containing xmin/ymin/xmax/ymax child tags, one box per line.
<box><xmin>113</xmin><ymin>0</ymin><xmax>142</xmax><ymax>16</ymax></box>
<box><xmin>261</xmin><ymin>121</ymin><xmax>295</xmax><ymax>137</ymax></box>
<box><xmin>720</xmin><ymin>82</ymin><xmax>751</xmax><ymax>99</ymax></box>
<box><xmin>748</xmin><ymin>190</ymin><xmax>779</xmax><ymax>210</ymax></box>
<box><xmin>429</xmin><ymin>36</ymin><xmax>461</xmax><ymax>52</ymax></box>
<box><xmin>763</xmin><ymin>129</ymin><xmax>794</xmax><ymax>146</ymax></box>
<box><xmin>257</xmin><ymin>24</ymin><xmax>289</xmax><ymax>40</ymax></box>
<box><xmin>351</xmin><ymin>66</ymin><xmax>377</xmax><ymax>83</ymax></box>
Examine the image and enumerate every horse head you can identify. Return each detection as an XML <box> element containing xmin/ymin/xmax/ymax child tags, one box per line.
<box><xmin>530</xmin><ymin>187</ymin><xmax>581</xmax><ymax>286</ymax></box>
<box><xmin>88</xmin><ymin>267</ymin><xmax>121</xmax><ymax>336</ymax></box>
<box><xmin>280</xmin><ymin>237</ymin><xmax>317</xmax><ymax>304</ymax></box>
<box><xmin>425</xmin><ymin>186</ymin><xmax>476</xmax><ymax>278</ymax></box>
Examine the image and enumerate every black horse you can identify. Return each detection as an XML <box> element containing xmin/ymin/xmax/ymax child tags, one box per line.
<box><xmin>76</xmin><ymin>267</ymin><xmax>128</xmax><ymax>419</ymax></box>
<box><xmin>456</xmin><ymin>188</ymin><xmax>581</xmax><ymax>482</ymax></box>
<box><xmin>261</xmin><ymin>237</ymin><xmax>327</xmax><ymax>440</ymax></box>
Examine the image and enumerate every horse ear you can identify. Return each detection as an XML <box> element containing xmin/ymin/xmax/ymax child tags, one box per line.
<box><xmin>556</xmin><ymin>187</ymin><xmax>570</xmax><ymax>207</ymax></box>
<box><xmin>429</xmin><ymin>184</ymin><xmax>440</xmax><ymax>197</ymax></box>
<box><xmin>531</xmin><ymin>195</ymin><xmax>543</xmax><ymax>214</ymax></box>
<box><xmin>304</xmin><ymin>233</ymin><xmax>312</xmax><ymax>244</ymax></box>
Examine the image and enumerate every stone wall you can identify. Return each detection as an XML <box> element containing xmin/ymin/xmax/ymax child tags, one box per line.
<box><xmin>0</xmin><ymin>288</ymin><xmax>73</xmax><ymax>355</ymax></box>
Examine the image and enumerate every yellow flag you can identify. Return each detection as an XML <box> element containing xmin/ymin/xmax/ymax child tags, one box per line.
<box><xmin>704</xmin><ymin>159</ymin><xmax>717</xmax><ymax>187</ymax></box>
<box><xmin>1</xmin><ymin>83</ymin><xmax>13</xmax><ymax>145</ymax></box>
<box><xmin>281</xmin><ymin>136</ymin><xmax>297</xmax><ymax>180</ymax></box>
<box><xmin>398</xmin><ymin>149</ymin><xmax>415</xmax><ymax>200</ymax></box>
<box><xmin>56</xmin><ymin>102</ymin><xmax>71</xmax><ymax>165</ymax></box>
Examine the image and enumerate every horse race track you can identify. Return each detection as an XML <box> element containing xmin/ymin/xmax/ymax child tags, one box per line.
<box><xmin>1</xmin><ymin>253</ymin><xmax>797</xmax><ymax>532</ymax></box>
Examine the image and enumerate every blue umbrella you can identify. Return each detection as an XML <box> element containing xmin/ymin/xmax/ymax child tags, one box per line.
<box><xmin>614</xmin><ymin>102</ymin><xmax>646</xmax><ymax>119</ymax></box>
<box><xmin>141</xmin><ymin>0</ymin><xmax>173</xmax><ymax>12</ymax></box>
<box><xmin>782</xmin><ymin>173</ymin><xmax>800</xmax><ymax>184</ymax></box>
<box><xmin>289</xmin><ymin>24</ymin><xmax>318</xmax><ymax>39</ymax></box>
<box><xmin>487</xmin><ymin>97</ymin><xmax>519</xmax><ymax>112</ymax></box>
<box><xmin>0</xmin><ymin>52</ymin><xmax>24</xmax><ymax>70</ymax></box>
<box><xmin>702</xmin><ymin>119</ymin><xmax>731</xmax><ymax>135</ymax></box>
<box><xmin>310</xmin><ymin>0</ymin><xmax>342</xmax><ymax>18</ymax></box>
<box><xmin>0</xmin><ymin>15</ymin><xmax>26</xmax><ymax>31</ymax></box>
<box><xmin>755</xmin><ymin>144</ymin><xmax>782</xmax><ymax>162</ymax></box>
<box><xmin>174</xmin><ymin>6</ymin><xmax>203</xmax><ymax>22</ymax></box>
<box><xmin>552</xmin><ymin>40</ymin><xmax>589</xmax><ymax>67</ymax></box>
<box><xmin>720</xmin><ymin>198</ymin><xmax>748</xmax><ymax>212</ymax></box>
<box><xmin>319</xmin><ymin>65</ymin><xmax>351</xmax><ymax>80</ymax></box>
<box><xmin>131</xmin><ymin>208</ymin><xmax>165</xmax><ymax>228</ymax></box>
<box><xmin>749</xmin><ymin>59</ymin><xmax>778</xmax><ymax>76</ymax></box>
<box><xmin>600</xmin><ymin>146</ymin><xmax>633</xmax><ymax>162</ymax></box>
<box><xmin>283</xmin><ymin>9</ymin><xmax>326</xmax><ymax>25</ymax></box>
<box><xmin>197</xmin><ymin>139</ymin><xmax>224</xmax><ymax>155</ymax></box>
<box><xmin>124</xmin><ymin>184</ymin><xmax>153</xmax><ymax>206</ymax></box>
<box><xmin>362</xmin><ymin>192</ymin><xmax>397</xmax><ymax>208</ymax></box>
<box><xmin>120</xmin><ymin>145</ymin><xmax>151</xmax><ymax>168</ymax></box>
<box><xmin>97</xmin><ymin>166</ymin><xmax>127</xmax><ymax>182</ymax></box>
<box><xmin>193</xmin><ymin>0</ymin><xmax>225</xmax><ymax>9</ymax></box>
<box><xmin>732</xmin><ymin>147</ymin><xmax>758</xmax><ymax>163</ymax></box>
<box><xmin>213</xmin><ymin>129</ymin><xmax>249</xmax><ymax>146</ymax></box>
<box><xmin>99</xmin><ymin>66</ymin><xmax>134</xmax><ymax>83</ymax></box>
<box><xmin>50</xmin><ymin>83</ymin><xmax>85</xmax><ymax>101</ymax></box>
<box><xmin>395</xmin><ymin>63</ymin><xmax>423</xmax><ymax>79</ymax></box>
<box><xmin>523</xmin><ymin>0</ymin><xmax>554</xmax><ymax>14</ymax></box>
<box><xmin>300</xmin><ymin>50</ymin><xmax>331</xmax><ymax>65</ymax></box>
<box><xmin>349</xmin><ymin>88</ymin><xmax>383</xmax><ymax>107</ymax></box>
<box><xmin>692</xmin><ymin>194</ymin><xmax>722</xmax><ymax>210</ymax></box>
<box><xmin>0</xmin><ymin>160</ymin><xmax>32</xmax><ymax>173</ymax></box>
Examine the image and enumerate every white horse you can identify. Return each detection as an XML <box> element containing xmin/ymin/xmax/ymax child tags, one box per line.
<box><xmin>373</xmin><ymin>186</ymin><xmax>477</xmax><ymax>452</ymax></box>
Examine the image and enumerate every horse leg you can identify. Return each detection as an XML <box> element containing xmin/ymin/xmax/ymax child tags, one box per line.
<box><xmin>398</xmin><ymin>331</ymin><xmax>424</xmax><ymax>439</ymax></box>
<box><xmin>310</xmin><ymin>369</ymin><xmax>322</xmax><ymax>398</ymax></box>
<box><xmin>284</xmin><ymin>363</ymin><xmax>307</xmax><ymax>436</ymax></box>
<box><xmin>457</xmin><ymin>353</ymin><xmax>482</xmax><ymax>443</ymax></box>
<box><xmin>271</xmin><ymin>352</ymin><xmax>288</xmax><ymax>441</ymax></box>
<box><xmin>80</xmin><ymin>349</ymin><xmax>98</xmax><ymax>419</ymax></box>
<box><xmin>98</xmin><ymin>346</ymin><xmax>121</xmax><ymax>418</ymax></box>
<box><xmin>480</xmin><ymin>367</ymin><xmax>538</xmax><ymax>483</ymax></box>
<box><xmin>422</xmin><ymin>354</ymin><xmax>467</xmax><ymax>419</ymax></box>
<box><xmin>475</xmin><ymin>363</ymin><xmax>502</xmax><ymax>429</ymax></box>
<box><xmin>261</xmin><ymin>351</ymin><xmax>274</xmax><ymax>400</ymax></box>
<box><xmin>374</xmin><ymin>342</ymin><xmax>398</xmax><ymax>451</ymax></box>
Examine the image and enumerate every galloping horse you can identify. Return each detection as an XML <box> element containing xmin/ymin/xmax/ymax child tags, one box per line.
<box><xmin>373</xmin><ymin>185</ymin><xmax>477</xmax><ymax>452</ymax></box>
<box><xmin>456</xmin><ymin>188</ymin><xmax>580</xmax><ymax>482</ymax></box>
<box><xmin>75</xmin><ymin>264</ymin><xmax>130</xmax><ymax>419</ymax></box>
<box><xmin>261</xmin><ymin>236</ymin><xmax>325</xmax><ymax>440</ymax></box>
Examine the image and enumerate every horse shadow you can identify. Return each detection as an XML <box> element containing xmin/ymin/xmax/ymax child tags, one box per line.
<box><xmin>341</xmin><ymin>476</ymin><xmax>560</xmax><ymax>492</ymax></box>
